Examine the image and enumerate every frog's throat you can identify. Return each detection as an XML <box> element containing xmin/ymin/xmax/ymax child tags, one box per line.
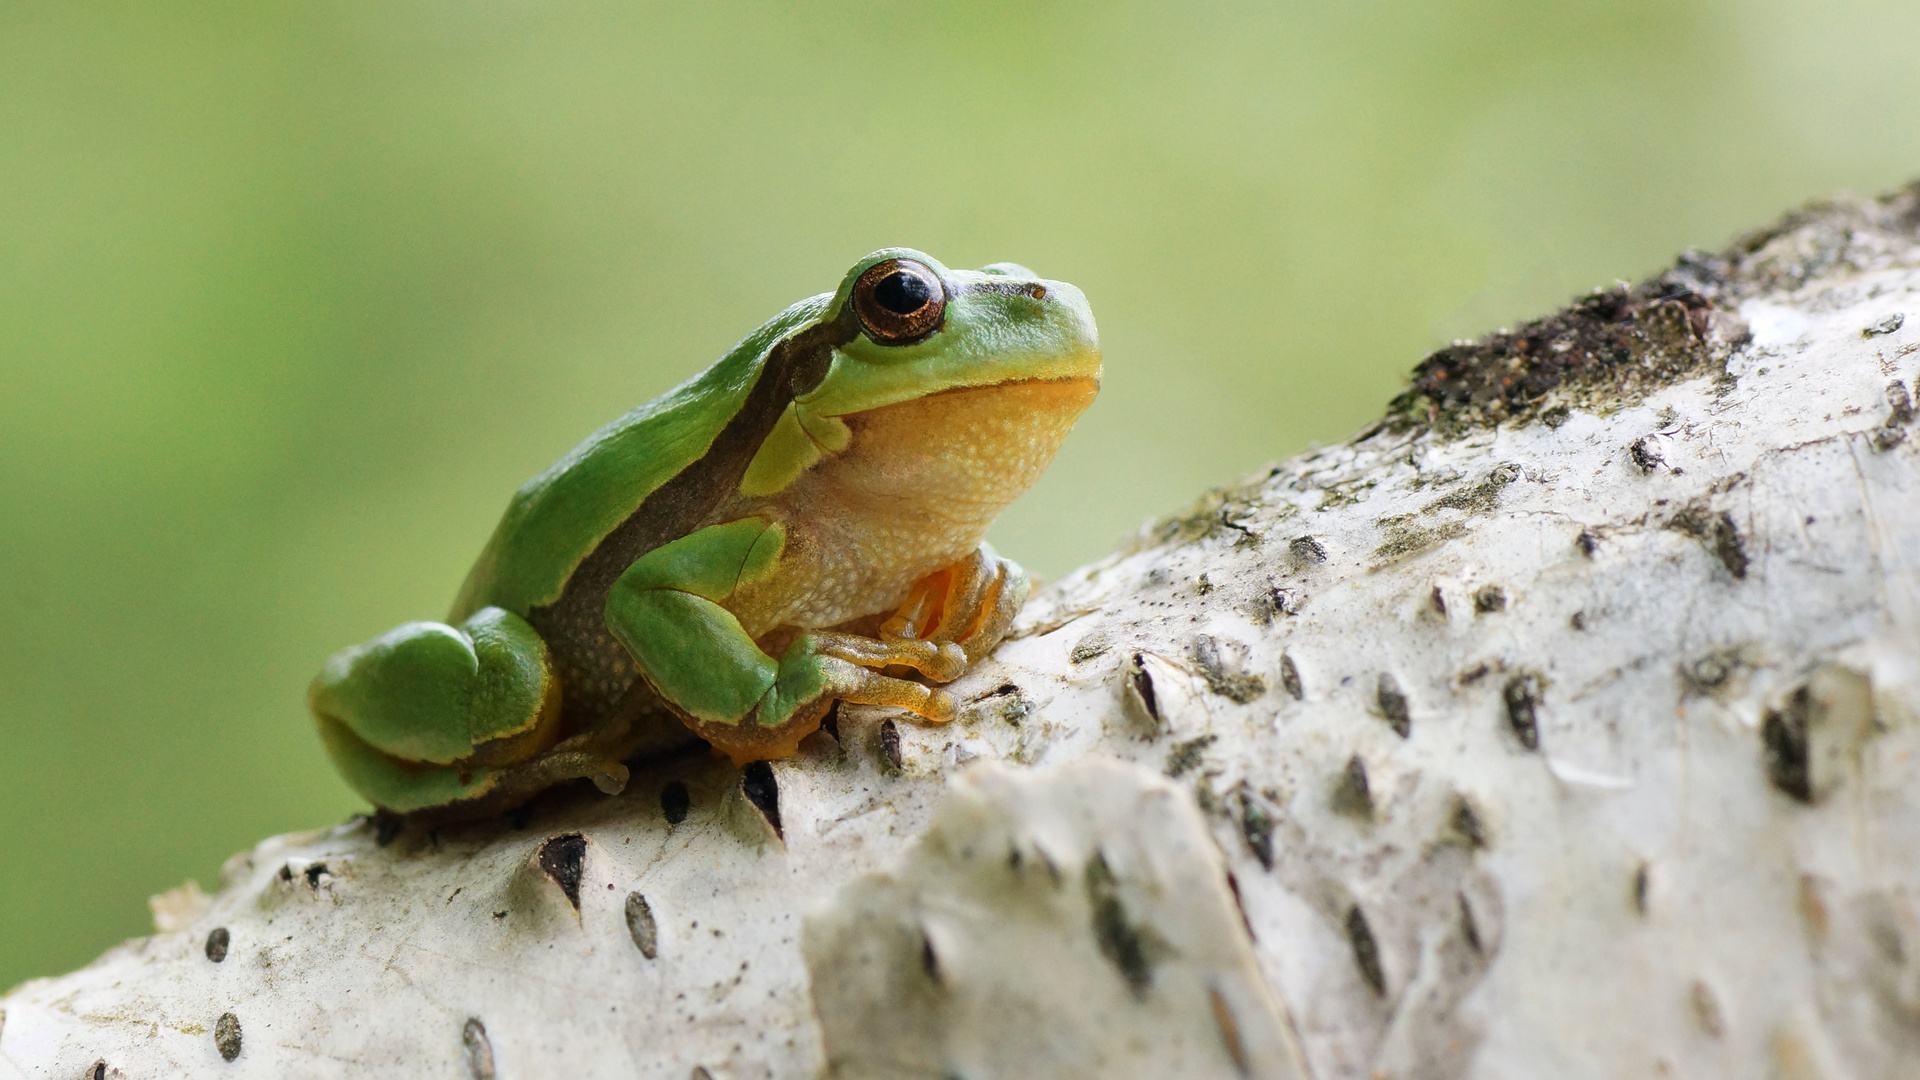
<box><xmin>813</xmin><ymin>376</ymin><xmax>1101</xmax><ymax>536</ymax></box>
<box><xmin>741</xmin><ymin>370</ymin><xmax>1101</xmax><ymax>500</ymax></box>
<box><xmin>721</xmin><ymin>375</ymin><xmax>1098</xmax><ymax>637</ymax></box>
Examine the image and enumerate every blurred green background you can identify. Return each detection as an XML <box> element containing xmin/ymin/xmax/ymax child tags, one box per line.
<box><xmin>3</xmin><ymin>0</ymin><xmax>1917</xmax><ymax>989</ymax></box>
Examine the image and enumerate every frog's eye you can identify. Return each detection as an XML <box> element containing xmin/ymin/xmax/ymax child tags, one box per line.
<box><xmin>852</xmin><ymin>258</ymin><xmax>946</xmax><ymax>345</ymax></box>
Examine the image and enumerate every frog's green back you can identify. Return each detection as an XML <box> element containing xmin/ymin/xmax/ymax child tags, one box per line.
<box><xmin>450</xmin><ymin>295</ymin><xmax>831</xmax><ymax>620</ymax></box>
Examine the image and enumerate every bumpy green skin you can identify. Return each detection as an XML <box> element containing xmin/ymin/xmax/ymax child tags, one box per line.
<box><xmin>314</xmin><ymin>708</ymin><xmax>508</xmax><ymax>813</ymax></box>
<box><xmin>604</xmin><ymin>518</ymin><xmax>787</xmax><ymax>723</ymax></box>
<box><xmin>310</xmin><ymin>607</ymin><xmax>555</xmax><ymax>812</ymax></box>
<box><xmin>309</xmin><ymin>249</ymin><xmax>1099</xmax><ymax>815</ymax></box>
<box><xmin>448</xmin><ymin>299</ymin><xmax>828</xmax><ymax>621</ymax></box>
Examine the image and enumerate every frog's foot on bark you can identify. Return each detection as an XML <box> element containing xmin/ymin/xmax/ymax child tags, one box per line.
<box><xmin>689</xmin><ymin>634</ymin><xmax>960</xmax><ymax>764</ymax></box>
<box><xmin>880</xmin><ymin>545</ymin><xmax>1032</xmax><ymax>669</ymax></box>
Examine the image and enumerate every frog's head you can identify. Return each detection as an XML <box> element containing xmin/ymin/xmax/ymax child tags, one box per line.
<box><xmin>734</xmin><ymin>248</ymin><xmax>1101</xmax><ymax>502</ymax></box>
<box><xmin>799</xmin><ymin>248</ymin><xmax>1101</xmax><ymax>418</ymax></box>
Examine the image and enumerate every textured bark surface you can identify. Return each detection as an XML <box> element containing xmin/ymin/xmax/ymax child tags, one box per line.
<box><xmin>5</xmin><ymin>184</ymin><xmax>1920</xmax><ymax>1080</ymax></box>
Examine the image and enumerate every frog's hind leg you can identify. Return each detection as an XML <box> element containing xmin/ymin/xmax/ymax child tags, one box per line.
<box><xmin>687</xmin><ymin>547</ymin><xmax>1033</xmax><ymax>761</ymax></box>
<box><xmin>605</xmin><ymin>517</ymin><xmax>973</xmax><ymax>764</ymax></box>
<box><xmin>676</xmin><ymin>642</ymin><xmax>958</xmax><ymax>765</ymax></box>
<box><xmin>316</xmin><ymin>717</ymin><xmax>637</xmax><ymax>820</ymax></box>
<box><xmin>308</xmin><ymin>606</ymin><xmax>567</xmax><ymax>813</ymax></box>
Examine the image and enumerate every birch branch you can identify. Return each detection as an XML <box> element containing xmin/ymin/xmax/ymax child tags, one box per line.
<box><xmin>5</xmin><ymin>184</ymin><xmax>1920</xmax><ymax>1080</ymax></box>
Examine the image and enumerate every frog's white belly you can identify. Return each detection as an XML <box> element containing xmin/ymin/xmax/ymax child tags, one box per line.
<box><xmin>732</xmin><ymin>377</ymin><xmax>1097</xmax><ymax>635</ymax></box>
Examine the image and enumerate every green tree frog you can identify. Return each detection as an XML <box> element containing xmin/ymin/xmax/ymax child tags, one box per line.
<box><xmin>309</xmin><ymin>250</ymin><xmax>1100</xmax><ymax>818</ymax></box>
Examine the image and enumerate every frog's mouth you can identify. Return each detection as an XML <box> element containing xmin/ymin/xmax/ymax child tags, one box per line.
<box><xmin>843</xmin><ymin>374</ymin><xmax>1098</xmax><ymax>440</ymax></box>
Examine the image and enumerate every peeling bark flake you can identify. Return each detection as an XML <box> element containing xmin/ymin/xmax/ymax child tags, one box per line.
<box><xmin>214</xmin><ymin>1012</ymin><xmax>242</xmax><ymax>1062</ymax></box>
<box><xmin>1069</xmin><ymin>632</ymin><xmax>1111</xmax><ymax>664</ymax></box>
<box><xmin>1690</xmin><ymin>981</ymin><xmax>1725</xmax><ymax>1038</ymax></box>
<box><xmin>660</xmin><ymin>780</ymin><xmax>691</xmax><ymax>826</ymax></box>
<box><xmin>1377</xmin><ymin>673</ymin><xmax>1411</xmax><ymax>737</ymax></box>
<box><xmin>536</xmin><ymin>834</ymin><xmax>588</xmax><ymax>910</ymax></box>
<box><xmin>1279</xmin><ymin>653</ymin><xmax>1303</xmax><ymax>700</ymax></box>
<box><xmin>1503</xmin><ymin>674</ymin><xmax>1542</xmax><ymax>751</ymax></box>
<box><xmin>1630</xmin><ymin>436</ymin><xmax>1665</xmax><ymax>473</ymax></box>
<box><xmin>1085</xmin><ymin>850</ymin><xmax>1162</xmax><ymax>997</ymax></box>
<box><xmin>879</xmin><ymin>718</ymin><xmax>903</xmax><ymax>771</ymax></box>
<box><xmin>919</xmin><ymin>929</ymin><xmax>940</xmax><ymax>983</ymax></box>
<box><xmin>1863</xmin><ymin>313</ymin><xmax>1905</xmax><ymax>336</ymax></box>
<box><xmin>1238</xmin><ymin>791</ymin><xmax>1275</xmax><ymax>870</ymax></box>
<box><xmin>1763</xmin><ymin>689</ymin><xmax>1814</xmax><ymax>802</ymax></box>
<box><xmin>1126</xmin><ymin>652</ymin><xmax>1161</xmax><ymax>724</ymax></box>
<box><xmin>625</xmin><ymin>892</ymin><xmax>658</xmax><ymax>959</ymax></box>
<box><xmin>1873</xmin><ymin>380</ymin><xmax>1913</xmax><ymax>449</ymax></box>
<box><xmin>1451</xmin><ymin>796</ymin><xmax>1486</xmax><ymax>848</ymax></box>
<box><xmin>1165</xmin><ymin>735</ymin><xmax>1217</xmax><ymax>778</ymax></box>
<box><xmin>1267</xmin><ymin>585</ymin><xmax>1303</xmax><ymax>617</ymax></box>
<box><xmin>1208</xmin><ymin>986</ymin><xmax>1252</xmax><ymax>1077</ymax></box>
<box><xmin>741</xmin><ymin>762</ymin><xmax>783</xmax><ymax>837</ymax></box>
<box><xmin>1346</xmin><ymin>905</ymin><xmax>1386</xmax><ymax>995</ymax></box>
<box><xmin>1668</xmin><ymin>502</ymin><xmax>1749</xmax><ymax>579</ymax></box>
<box><xmin>1885</xmin><ymin>379</ymin><xmax>1914</xmax><ymax>424</ymax></box>
<box><xmin>1332</xmin><ymin>755</ymin><xmax>1373</xmax><ymax>818</ymax></box>
<box><xmin>1459</xmin><ymin>893</ymin><xmax>1484</xmax><ymax>954</ymax></box>
<box><xmin>462</xmin><ymin>1018</ymin><xmax>496</xmax><ymax>1080</ymax></box>
<box><xmin>1192</xmin><ymin>634</ymin><xmax>1265</xmax><ymax>702</ymax></box>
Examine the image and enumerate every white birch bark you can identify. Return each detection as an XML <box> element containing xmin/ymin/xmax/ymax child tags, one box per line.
<box><xmin>5</xmin><ymin>185</ymin><xmax>1920</xmax><ymax>1080</ymax></box>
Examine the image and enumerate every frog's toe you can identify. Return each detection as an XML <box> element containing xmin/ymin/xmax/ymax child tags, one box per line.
<box><xmin>918</xmin><ymin>688</ymin><xmax>957</xmax><ymax>723</ymax></box>
<box><xmin>931</xmin><ymin>551</ymin><xmax>1031</xmax><ymax>665</ymax></box>
<box><xmin>808</xmin><ymin>655</ymin><xmax>955</xmax><ymax>722</ymax></box>
<box><xmin>811</xmin><ymin>631</ymin><xmax>966</xmax><ymax>681</ymax></box>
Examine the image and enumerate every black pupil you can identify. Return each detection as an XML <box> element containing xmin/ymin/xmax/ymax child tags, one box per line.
<box><xmin>873</xmin><ymin>269</ymin><xmax>932</xmax><ymax>315</ymax></box>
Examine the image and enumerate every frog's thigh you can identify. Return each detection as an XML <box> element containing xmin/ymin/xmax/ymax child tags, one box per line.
<box><xmin>606</xmin><ymin>520</ymin><xmax>958</xmax><ymax>759</ymax></box>
<box><xmin>603</xmin><ymin>518</ymin><xmax>785</xmax><ymax>725</ymax></box>
<box><xmin>313</xmin><ymin>716</ymin><xmax>507</xmax><ymax>814</ymax></box>
<box><xmin>308</xmin><ymin>607</ymin><xmax>560</xmax><ymax>767</ymax></box>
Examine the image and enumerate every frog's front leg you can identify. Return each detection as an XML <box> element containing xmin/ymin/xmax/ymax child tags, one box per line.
<box><xmin>605</xmin><ymin>518</ymin><xmax>963</xmax><ymax>762</ymax></box>
<box><xmin>308</xmin><ymin>607</ymin><xmax>577</xmax><ymax>814</ymax></box>
<box><xmin>881</xmin><ymin>544</ymin><xmax>1032</xmax><ymax>669</ymax></box>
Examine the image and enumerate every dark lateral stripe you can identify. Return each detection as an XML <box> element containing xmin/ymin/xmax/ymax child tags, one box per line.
<box><xmin>526</xmin><ymin>301</ymin><xmax>862</xmax><ymax>723</ymax></box>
